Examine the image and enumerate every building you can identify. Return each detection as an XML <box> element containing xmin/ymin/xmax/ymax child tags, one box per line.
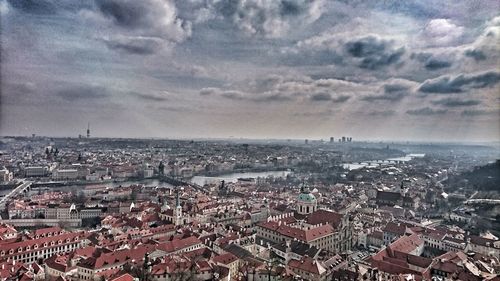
<box><xmin>0</xmin><ymin>168</ymin><xmax>13</xmax><ymax>182</ymax></box>
<box><xmin>466</xmin><ymin>235</ymin><xmax>500</xmax><ymax>259</ymax></box>
<box><xmin>257</xmin><ymin>220</ymin><xmax>335</xmax><ymax>252</ymax></box>
<box><xmin>0</xmin><ymin>231</ymin><xmax>84</xmax><ymax>264</ymax></box>
<box><xmin>24</xmin><ymin>166</ymin><xmax>48</xmax><ymax>177</ymax></box>
<box><xmin>296</xmin><ymin>184</ymin><xmax>317</xmax><ymax>215</ymax></box>
<box><xmin>52</xmin><ymin>169</ymin><xmax>79</xmax><ymax>180</ymax></box>
<box><xmin>287</xmin><ymin>256</ymin><xmax>328</xmax><ymax>281</ymax></box>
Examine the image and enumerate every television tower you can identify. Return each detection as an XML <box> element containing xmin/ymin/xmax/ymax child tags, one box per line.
<box><xmin>86</xmin><ymin>123</ymin><xmax>90</xmax><ymax>138</ymax></box>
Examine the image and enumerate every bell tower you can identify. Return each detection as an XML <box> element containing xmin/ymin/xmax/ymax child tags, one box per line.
<box><xmin>173</xmin><ymin>187</ymin><xmax>183</xmax><ymax>225</ymax></box>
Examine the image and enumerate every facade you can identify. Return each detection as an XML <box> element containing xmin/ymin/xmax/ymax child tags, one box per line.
<box><xmin>52</xmin><ymin>169</ymin><xmax>79</xmax><ymax>180</ymax></box>
<box><xmin>24</xmin><ymin>166</ymin><xmax>48</xmax><ymax>177</ymax></box>
<box><xmin>257</xmin><ymin>210</ymin><xmax>354</xmax><ymax>255</ymax></box>
<box><xmin>0</xmin><ymin>231</ymin><xmax>84</xmax><ymax>264</ymax></box>
<box><xmin>466</xmin><ymin>236</ymin><xmax>500</xmax><ymax>259</ymax></box>
<box><xmin>0</xmin><ymin>168</ymin><xmax>13</xmax><ymax>182</ymax></box>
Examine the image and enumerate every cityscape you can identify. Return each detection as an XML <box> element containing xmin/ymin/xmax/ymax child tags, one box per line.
<box><xmin>1</xmin><ymin>1</ymin><xmax>500</xmax><ymax>281</ymax></box>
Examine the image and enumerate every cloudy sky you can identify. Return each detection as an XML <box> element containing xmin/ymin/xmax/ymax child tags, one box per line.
<box><xmin>1</xmin><ymin>0</ymin><xmax>499</xmax><ymax>142</ymax></box>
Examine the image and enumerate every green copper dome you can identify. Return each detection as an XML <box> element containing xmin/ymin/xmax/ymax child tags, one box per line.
<box><xmin>298</xmin><ymin>192</ymin><xmax>316</xmax><ymax>202</ymax></box>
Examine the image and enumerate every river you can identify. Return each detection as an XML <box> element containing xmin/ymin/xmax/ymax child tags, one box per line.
<box><xmin>2</xmin><ymin>153</ymin><xmax>424</xmax><ymax>194</ymax></box>
<box><xmin>342</xmin><ymin>153</ymin><xmax>425</xmax><ymax>170</ymax></box>
<box><xmin>189</xmin><ymin>170</ymin><xmax>292</xmax><ymax>186</ymax></box>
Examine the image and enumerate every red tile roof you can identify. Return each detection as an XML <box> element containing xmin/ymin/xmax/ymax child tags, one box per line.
<box><xmin>212</xmin><ymin>253</ymin><xmax>238</xmax><ymax>265</ymax></box>
<box><xmin>306</xmin><ymin>209</ymin><xmax>343</xmax><ymax>228</ymax></box>
<box><xmin>0</xmin><ymin>232</ymin><xmax>82</xmax><ymax>255</ymax></box>
<box><xmin>258</xmin><ymin>221</ymin><xmax>333</xmax><ymax>242</ymax></box>
<box><xmin>288</xmin><ymin>256</ymin><xmax>324</xmax><ymax>275</ymax></box>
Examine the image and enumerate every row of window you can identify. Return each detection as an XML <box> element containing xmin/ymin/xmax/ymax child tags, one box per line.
<box><xmin>1</xmin><ymin>236</ymin><xmax>79</xmax><ymax>256</ymax></box>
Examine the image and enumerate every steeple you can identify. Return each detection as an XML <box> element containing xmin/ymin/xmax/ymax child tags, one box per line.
<box><xmin>300</xmin><ymin>179</ymin><xmax>305</xmax><ymax>193</ymax></box>
<box><xmin>173</xmin><ymin>186</ymin><xmax>183</xmax><ymax>225</ymax></box>
<box><xmin>86</xmin><ymin>122</ymin><xmax>90</xmax><ymax>138</ymax></box>
<box><xmin>175</xmin><ymin>186</ymin><xmax>180</xmax><ymax>208</ymax></box>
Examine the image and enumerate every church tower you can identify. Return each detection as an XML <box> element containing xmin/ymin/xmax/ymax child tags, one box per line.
<box><xmin>296</xmin><ymin>182</ymin><xmax>317</xmax><ymax>215</ymax></box>
<box><xmin>173</xmin><ymin>187</ymin><xmax>183</xmax><ymax>225</ymax></box>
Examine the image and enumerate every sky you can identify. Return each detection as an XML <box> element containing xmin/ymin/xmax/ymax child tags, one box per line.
<box><xmin>1</xmin><ymin>0</ymin><xmax>499</xmax><ymax>142</ymax></box>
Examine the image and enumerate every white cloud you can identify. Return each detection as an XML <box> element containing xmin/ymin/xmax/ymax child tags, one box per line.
<box><xmin>421</xmin><ymin>19</ymin><xmax>464</xmax><ymax>46</ymax></box>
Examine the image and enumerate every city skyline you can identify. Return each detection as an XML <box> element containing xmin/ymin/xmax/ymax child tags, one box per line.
<box><xmin>1</xmin><ymin>0</ymin><xmax>500</xmax><ymax>141</ymax></box>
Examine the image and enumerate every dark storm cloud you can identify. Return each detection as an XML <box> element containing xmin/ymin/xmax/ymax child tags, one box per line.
<box><xmin>101</xmin><ymin>37</ymin><xmax>161</xmax><ymax>55</ymax></box>
<box><xmin>220</xmin><ymin>91</ymin><xmax>244</xmax><ymax>100</ymax></box>
<box><xmin>199</xmin><ymin>88</ymin><xmax>217</xmax><ymax>96</ymax></box>
<box><xmin>362</xmin><ymin>92</ymin><xmax>406</xmax><ymax>102</ymax></box>
<box><xmin>345</xmin><ymin>36</ymin><xmax>386</xmax><ymax>58</ymax></box>
<box><xmin>332</xmin><ymin>95</ymin><xmax>351</xmax><ymax>103</ymax></box>
<box><xmin>93</xmin><ymin>0</ymin><xmax>191</xmax><ymax>43</ymax></box>
<box><xmin>411</xmin><ymin>52</ymin><xmax>452</xmax><ymax>70</ymax></box>
<box><xmin>461</xmin><ymin>109</ymin><xmax>498</xmax><ymax>116</ymax></box>
<box><xmin>6</xmin><ymin>0</ymin><xmax>56</xmax><ymax>15</ymax></box>
<box><xmin>419</xmin><ymin>71</ymin><xmax>500</xmax><ymax>93</ymax></box>
<box><xmin>280</xmin><ymin>50</ymin><xmax>344</xmax><ymax>66</ymax></box>
<box><xmin>367</xmin><ymin>110</ymin><xmax>396</xmax><ymax>116</ymax></box>
<box><xmin>431</xmin><ymin>98</ymin><xmax>481</xmax><ymax>107</ymax></box>
<box><xmin>383</xmin><ymin>83</ymin><xmax>410</xmax><ymax>93</ymax></box>
<box><xmin>199</xmin><ymin>86</ymin><xmax>295</xmax><ymax>103</ymax></box>
<box><xmin>362</xmin><ymin>82</ymin><xmax>410</xmax><ymax>102</ymax></box>
<box><xmin>253</xmin><ymin>93</ymin><xmax>293</xmax><ymax>102</ymax></box>
<box><xmin>280</xmin><ymin>0</ymin><xmax>305</xmax><ymax>16</ymax></box>
<box><xmin>95</xmin><ymin>0</ymin><xmax>148</xmax><ymax>28</ymax></box>
<box><xmin>56</xmin><ymin>85</ymin><xmax>109</xmax><ymax>101</ymax></box>
<box><xmin>410</xmin><ymin>52</ymin><xmax>432</xmax><ymax>62</ymax></box>
<box><xmin>212</xmin><ymin>0</ymin><xmax>324</xmax><ymax>37</ymax></box>
<box><xmin>310</xmin><ymin>92</ymin><xmax>331</xmax><ymax>101</ymax></box>
<box><xmin>130</xmin><ymin>91</ymin><xmax>168</xmax><ymax>101</ymax></box>
<box><xmin>424</xmin><ymin>59</ymin><xmax>452</xmax><ymax>70</ymax></box>
<box><xmin>464</xmin><ymin>49</ymin><xmax>487</xmax><ymax>61</ymax></box>
<box><xmin>344</xmin><ymin>36</ymin><xmax>405</xmax><ymax>70</ymax></box>
<box><xmin>406</xmin><ymin>107</ymin><xmax>447</xmax><ymax>115</ymax></box>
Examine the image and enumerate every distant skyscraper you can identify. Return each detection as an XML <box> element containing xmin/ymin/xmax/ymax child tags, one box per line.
<box><xmin>86</xmin><ymin>123</ymin><xmax>90</xmax><ymax>138</ymax></box>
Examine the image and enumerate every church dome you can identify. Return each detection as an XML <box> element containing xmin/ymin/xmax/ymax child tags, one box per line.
<box><xmin>298</xmin><ymin>192</ymin><xmax>316</xmax><ymax>203</ymax></box>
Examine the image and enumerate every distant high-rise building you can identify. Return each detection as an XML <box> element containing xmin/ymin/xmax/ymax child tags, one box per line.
<box><xmin>330</xmin><ymin>137</ymin><xmax>334</xmax><ymax>143</ymax></box>
<box><xmin>86</xmin><ymin>123</ymin><xmax>90</xmax><ymax>138</ymax></box>
<box><xmin>342</xmin><ymin>136</ymin><xmax>346</xmax><ymax>142</ymax></box>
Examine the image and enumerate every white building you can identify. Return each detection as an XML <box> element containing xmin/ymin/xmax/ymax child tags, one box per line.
<box><xmin>0</xmin><ymin>168</ymin><xmax>13</xmax><ymax>182</ymax></box>
<box><xmin>52</xmin><ymin>169</ymin><xmax>79</xmax><ymax>180</ymax></box>
<box><xmin>25</xmin><ymin>166</ymin><xmax>48</xmax><ymax>177</ymax></box>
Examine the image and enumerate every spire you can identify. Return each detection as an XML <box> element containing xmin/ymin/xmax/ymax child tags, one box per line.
<box><xmin>175</xmin><ymin>187</ymin><xmax>180</xmax><ymax>208</ymax></box>
<box><xmin>86</xmin><ymin>122</ymin><xmax>90</xmax><ymax>138</ymax></box>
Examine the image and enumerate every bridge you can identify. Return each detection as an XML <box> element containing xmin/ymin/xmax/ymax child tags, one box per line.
<box><xmin>464</xmin><ymin>199</ymin><xmax>500</xmax><ymax>205</ymax></box>
<box><xmin>161</xmin><ymin>176</ymin><xmax>208</xmax><ymax>194</ymax></box>
<box><xmin>0</xmin><ymin>181</ymin><xmax>32</xmax><ymax>208</ymax></box>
